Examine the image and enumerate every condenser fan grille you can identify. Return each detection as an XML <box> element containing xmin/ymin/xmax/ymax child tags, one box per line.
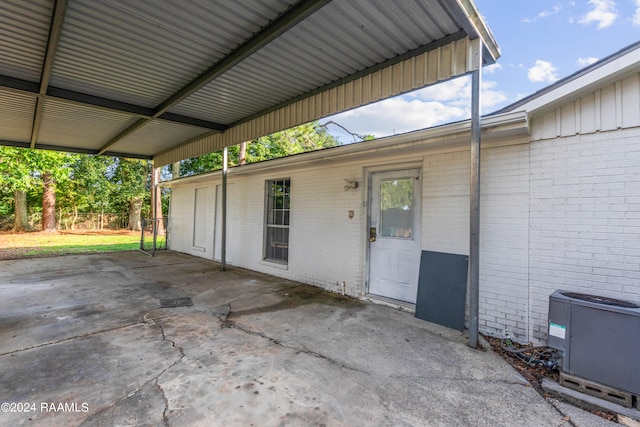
<box><xmin>560</xmin><ymin>292</ymin><xmax>640</xmax><ymax>309</ymax></box>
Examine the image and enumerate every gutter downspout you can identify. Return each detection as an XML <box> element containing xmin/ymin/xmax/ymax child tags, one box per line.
<box><xmin>468</xmin><ymin>39</ymin><xmax>482</xmax><ymax>349</ymax></box>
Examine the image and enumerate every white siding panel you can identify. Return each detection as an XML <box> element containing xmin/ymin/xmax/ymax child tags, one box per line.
<box><xmin>580</xmin><ymin>93</ymin><xmax>597</xmax><ymax>134</ymax></box>
<box><xmin>531</xmin><ymin>72</ymin><xmax>640</xmax><ymax>141</ymax></box>
<box><xmin>560</xmin><ymin>102</ymin><xmax>576</xmax><ymax>136</ymax></box>
<box><xmin>622</xmin><ymin>73</ymin><xmax>640</xmax><ymax>128</ymax></box>
<box><xmin>600</xmin><ymin>85</ymin><xmax>617</xmax><ymax>131</ymax></box>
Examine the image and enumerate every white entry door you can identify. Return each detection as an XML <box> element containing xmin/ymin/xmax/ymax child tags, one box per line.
<box><xmin>368</xmin><ymin>169</ymin><xmax>421</xmax><ymax>303</ymax></box>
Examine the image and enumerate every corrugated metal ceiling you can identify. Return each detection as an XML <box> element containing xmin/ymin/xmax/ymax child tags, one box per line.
<box><xmin>0</xmin><ymin>0</ymin><xmax>499</xmax><ymax>164</ymax></box>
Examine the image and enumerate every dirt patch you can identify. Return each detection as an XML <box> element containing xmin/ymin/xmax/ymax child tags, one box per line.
<box><xmin>485</xmin><ymin>335</ymin><xmax>618</xmax><ymax>422</ymax></box>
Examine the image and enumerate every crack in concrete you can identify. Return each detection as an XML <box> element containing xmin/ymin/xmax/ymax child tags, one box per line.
<box><xmin>150</xmin><ymin>318</ymin><xmax>185</xmax><ymax>427</ymax></box>
<box><xmin>75</xmin><ymin>316</ymin><xmax>186</xmax><ymax>426</ymax></box>
<box><xmin>77</xmin><ymin>315</ymin><xmax>189</xmax><ymax>426</ymax></box>
<box><xmin>222</xmin><ymin>320</ymin><xmax>370</xmax><ymax>376</ymax></box>
<box><xmin>0</xmin><ymin>304</ymin><xmax>214</xmax><ymax>357</ymax></box>
<box><xmin>546</xmin><ymin>398</ymin><xmax>582</xmax><ymax>427</ymax></box>
<box><xmin>0</xmin><ymin>320</ymin><xmax>147</xmax><ymax>357</ymax></box>
<box><xmin>156</xmin><ymin>379</ymin><xmax>171</xmax><ymax>427</ymax></box>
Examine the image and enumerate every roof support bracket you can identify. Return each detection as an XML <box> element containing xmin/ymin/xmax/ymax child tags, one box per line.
<box><xmin>97</xmin><ymin>0</ymin><xmax>332</xmax><ymax>156</ymax></box>
<box><xmin>30</xmin><ymin>0</ymin><xmax>68</xmax><ymax>149</ymax></box>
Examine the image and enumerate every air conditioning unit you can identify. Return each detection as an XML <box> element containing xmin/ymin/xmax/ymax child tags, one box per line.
<box><xmin>547</xmin><ymin>290</ymin><xmax>640</xmax><ymax>396</ymax></box>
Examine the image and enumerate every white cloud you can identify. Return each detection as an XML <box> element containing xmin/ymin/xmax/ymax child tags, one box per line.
<box><xmin>579</xmin><ymin>0</ymin><xmax>617</xmax><ymax>29</ymax></box>
<box><xmin>522</xmin><ymin>3</ymin><xmax>562</xmax><ymax>22</ymax></box>
<box><xmin>413</xmin><ymin>77</ymin><xmax>506</xmax><ymax>107</ymax></box>
<box><xmin>481</xmin><ymin>81</ymin><xmax>508</xmax><ymax>107</ymax></box>
<box><xmin>326</xmin><ymin>97</ymin><xmax>465</xmax><ymax>140</ymax></box>
<box><xmin>538</xmin><ymin>4</ymin><xmax>563</xmax><ymax>18</ymax></box>
<box><xmin>577</xmin><ymin>57</ymin><xmax>599</xmax><ymax>67</ymax></box>
<box><xmin>483</xmin><ymin>63</ymin><xmax>503</xmax><ymax>74</ymax></box>
<box><xmin>633</xmin><ymin>0</ymin><xmax>640</xmax><ymax>26</ymax></box>
<box><xmin>323</xmin><ymin>77</ymin><xmax>507</xmax><ymax>141</ymax></box>
<box><xmin>528</xmin><ymin>60</ymin><xmax>559</xmax><ymax>83</ymax></box>
<box><xmin>410</xmin><ymin>77</ymin><xmax>469</xmax><ymax>103</ymax></box>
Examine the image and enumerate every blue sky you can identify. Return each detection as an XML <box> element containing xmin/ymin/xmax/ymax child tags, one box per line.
<box><xmin>324</xmin><ymin>0</ymin><xmax>640</xmax><ymax>143</ymax></box>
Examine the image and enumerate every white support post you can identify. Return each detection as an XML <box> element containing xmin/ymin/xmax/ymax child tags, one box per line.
<box><xmin>468</xmin><ymin>39</ymin><xmax>482</xmax><ymax>349</ymax></box>
<box><xmin>221</xmin><ymin>147</ymin><xmax>228</xmax><ymax>271</ymax></box>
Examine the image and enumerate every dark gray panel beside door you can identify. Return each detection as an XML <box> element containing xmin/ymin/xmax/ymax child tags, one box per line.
<box><xmin>415</xmin><ymin>251</ymin><xmax>468</xmax><ymax>331</ymax></box>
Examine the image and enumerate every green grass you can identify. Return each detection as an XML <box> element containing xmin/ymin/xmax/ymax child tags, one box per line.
<box><xmin>0</xmin><ymin>231</ymin><xmax>144</xmax><ymax>259</ymax></box>
<box><xmin>24</xmin><ymin>241</ymin><xmax>140</xmax><ymax>256</ymax></box>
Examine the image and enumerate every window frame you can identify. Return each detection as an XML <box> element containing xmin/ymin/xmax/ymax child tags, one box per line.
<box><xmin>263</xmin><ymin>178</ymin><xmax>291</xmax><ymax>264</ymax></box>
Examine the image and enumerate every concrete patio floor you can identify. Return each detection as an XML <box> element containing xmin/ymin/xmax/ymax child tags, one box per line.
<box><xmin>0</xmin><ymin>251</ymin><xmax>606</xmax><ymax>426</ymax></box>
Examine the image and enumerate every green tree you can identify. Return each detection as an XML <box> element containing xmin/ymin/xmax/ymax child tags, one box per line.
<box><xmin>380</xmin><ymin>179</ymin><xmax>414</xmax><ymax>210</ymax></box>
<box><xmin>110</xmin><ymin>158</ymin><xmax>151</xmax><ymax>231</ymax></box>
<box><xmin>58</xmin><ymin>155</ymin><xmax>114</xmax><ymax>229</ymax></box>
<box><xmin>178</xmin><ymin>121</ymin><xmax>340</xmax><ymax>177</ymax></box>
<box><xmin>31</xmin><ymin>150</ymin><xmax>75</xmax><ymax>232</ymax></box>
<box><xmin>0</xmin><ymin>147</ymin><xmax>38</xmax><ymax>231</ymax></box>
<box><xmin>0</xmin><ymin>147</ymin><xmax>73</xmax><ymax>232</ymax></box>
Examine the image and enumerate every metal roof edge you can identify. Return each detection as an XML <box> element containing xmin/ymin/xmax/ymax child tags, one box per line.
<box><xmin>494</xmin><ymin>40</ymin><xmax>640</xmax><ymax>115</ymax></box>
<box><xmin>0</xmin><ymin>139</ymin><xmax>152</xmax><ymax>159</ymax></box>
<box><xmin>451</xmin><ymin>0</ymin><xmax>501</xmax><ymax>64</ymax></box>
<box><xmin>154</xmin><ymin>35</ymin><xmax>478</xmax><ymax>167</ymax></box>
<box><xmin>229</xmin><ymin>31</ymin><xmax>470</xmax><ymax>129</ymax></box>
<box><xmin>160</xmin><ymin>110</ymin><xmax>528</xmax><ymax>187</ymax></box>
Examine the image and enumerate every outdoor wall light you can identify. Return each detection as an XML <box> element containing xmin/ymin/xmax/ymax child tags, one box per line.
<box><xmin>344</xmin><ymin>179</ymin><xmax>359</xmax><ymax>191</ymax></box>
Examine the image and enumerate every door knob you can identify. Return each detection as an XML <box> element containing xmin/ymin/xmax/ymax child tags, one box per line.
<box><xmin>369</xmin><ymin>227</ymin><xmax>376</xmax><ymax>242</ymax></box>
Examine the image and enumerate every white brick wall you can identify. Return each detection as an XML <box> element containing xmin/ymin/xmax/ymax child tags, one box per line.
<box><xmin>285</xmin><ymin>164</ymin><xmax>365</xmax><ymax>296</ymax></box>
<box><xmin>479</xmin><ymin>144</ymin><xmax>531</xmax><ymax>341</ymax></box>
<box><xmin>172</xmin><ymin>163</ymin><xmax>369</xmax><ymax>297</ymax></box>
<box><xmin>529</xmin><ymin>127</ymin><xmax>640</xmax><ymax>341</ymax></box>
<box><xmin>423</xmin><ymin>150</ymin><xmax>470</xmax><ymax>255</ymax></box>
<box><xmin>167</xmin><ymin>125</ymin><xmax>640</xmax><ymax>345</ymax></box>
<box><xmin>423</xmin><ymin>145</ymin><xmax>530</xmax><ymax>341</ymax></box>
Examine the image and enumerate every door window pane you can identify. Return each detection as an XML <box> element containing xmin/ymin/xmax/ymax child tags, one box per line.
<box><xmin>380</xmin><ymin>178</ymin><xmax>413</xmax><ymax>238</ymax></box>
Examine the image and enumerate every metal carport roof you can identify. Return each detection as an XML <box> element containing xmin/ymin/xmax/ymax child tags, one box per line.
<box><xmin>0</xmin><ymin>0</ymin><xmax>499</xmax><ymax>166</ymax></box>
